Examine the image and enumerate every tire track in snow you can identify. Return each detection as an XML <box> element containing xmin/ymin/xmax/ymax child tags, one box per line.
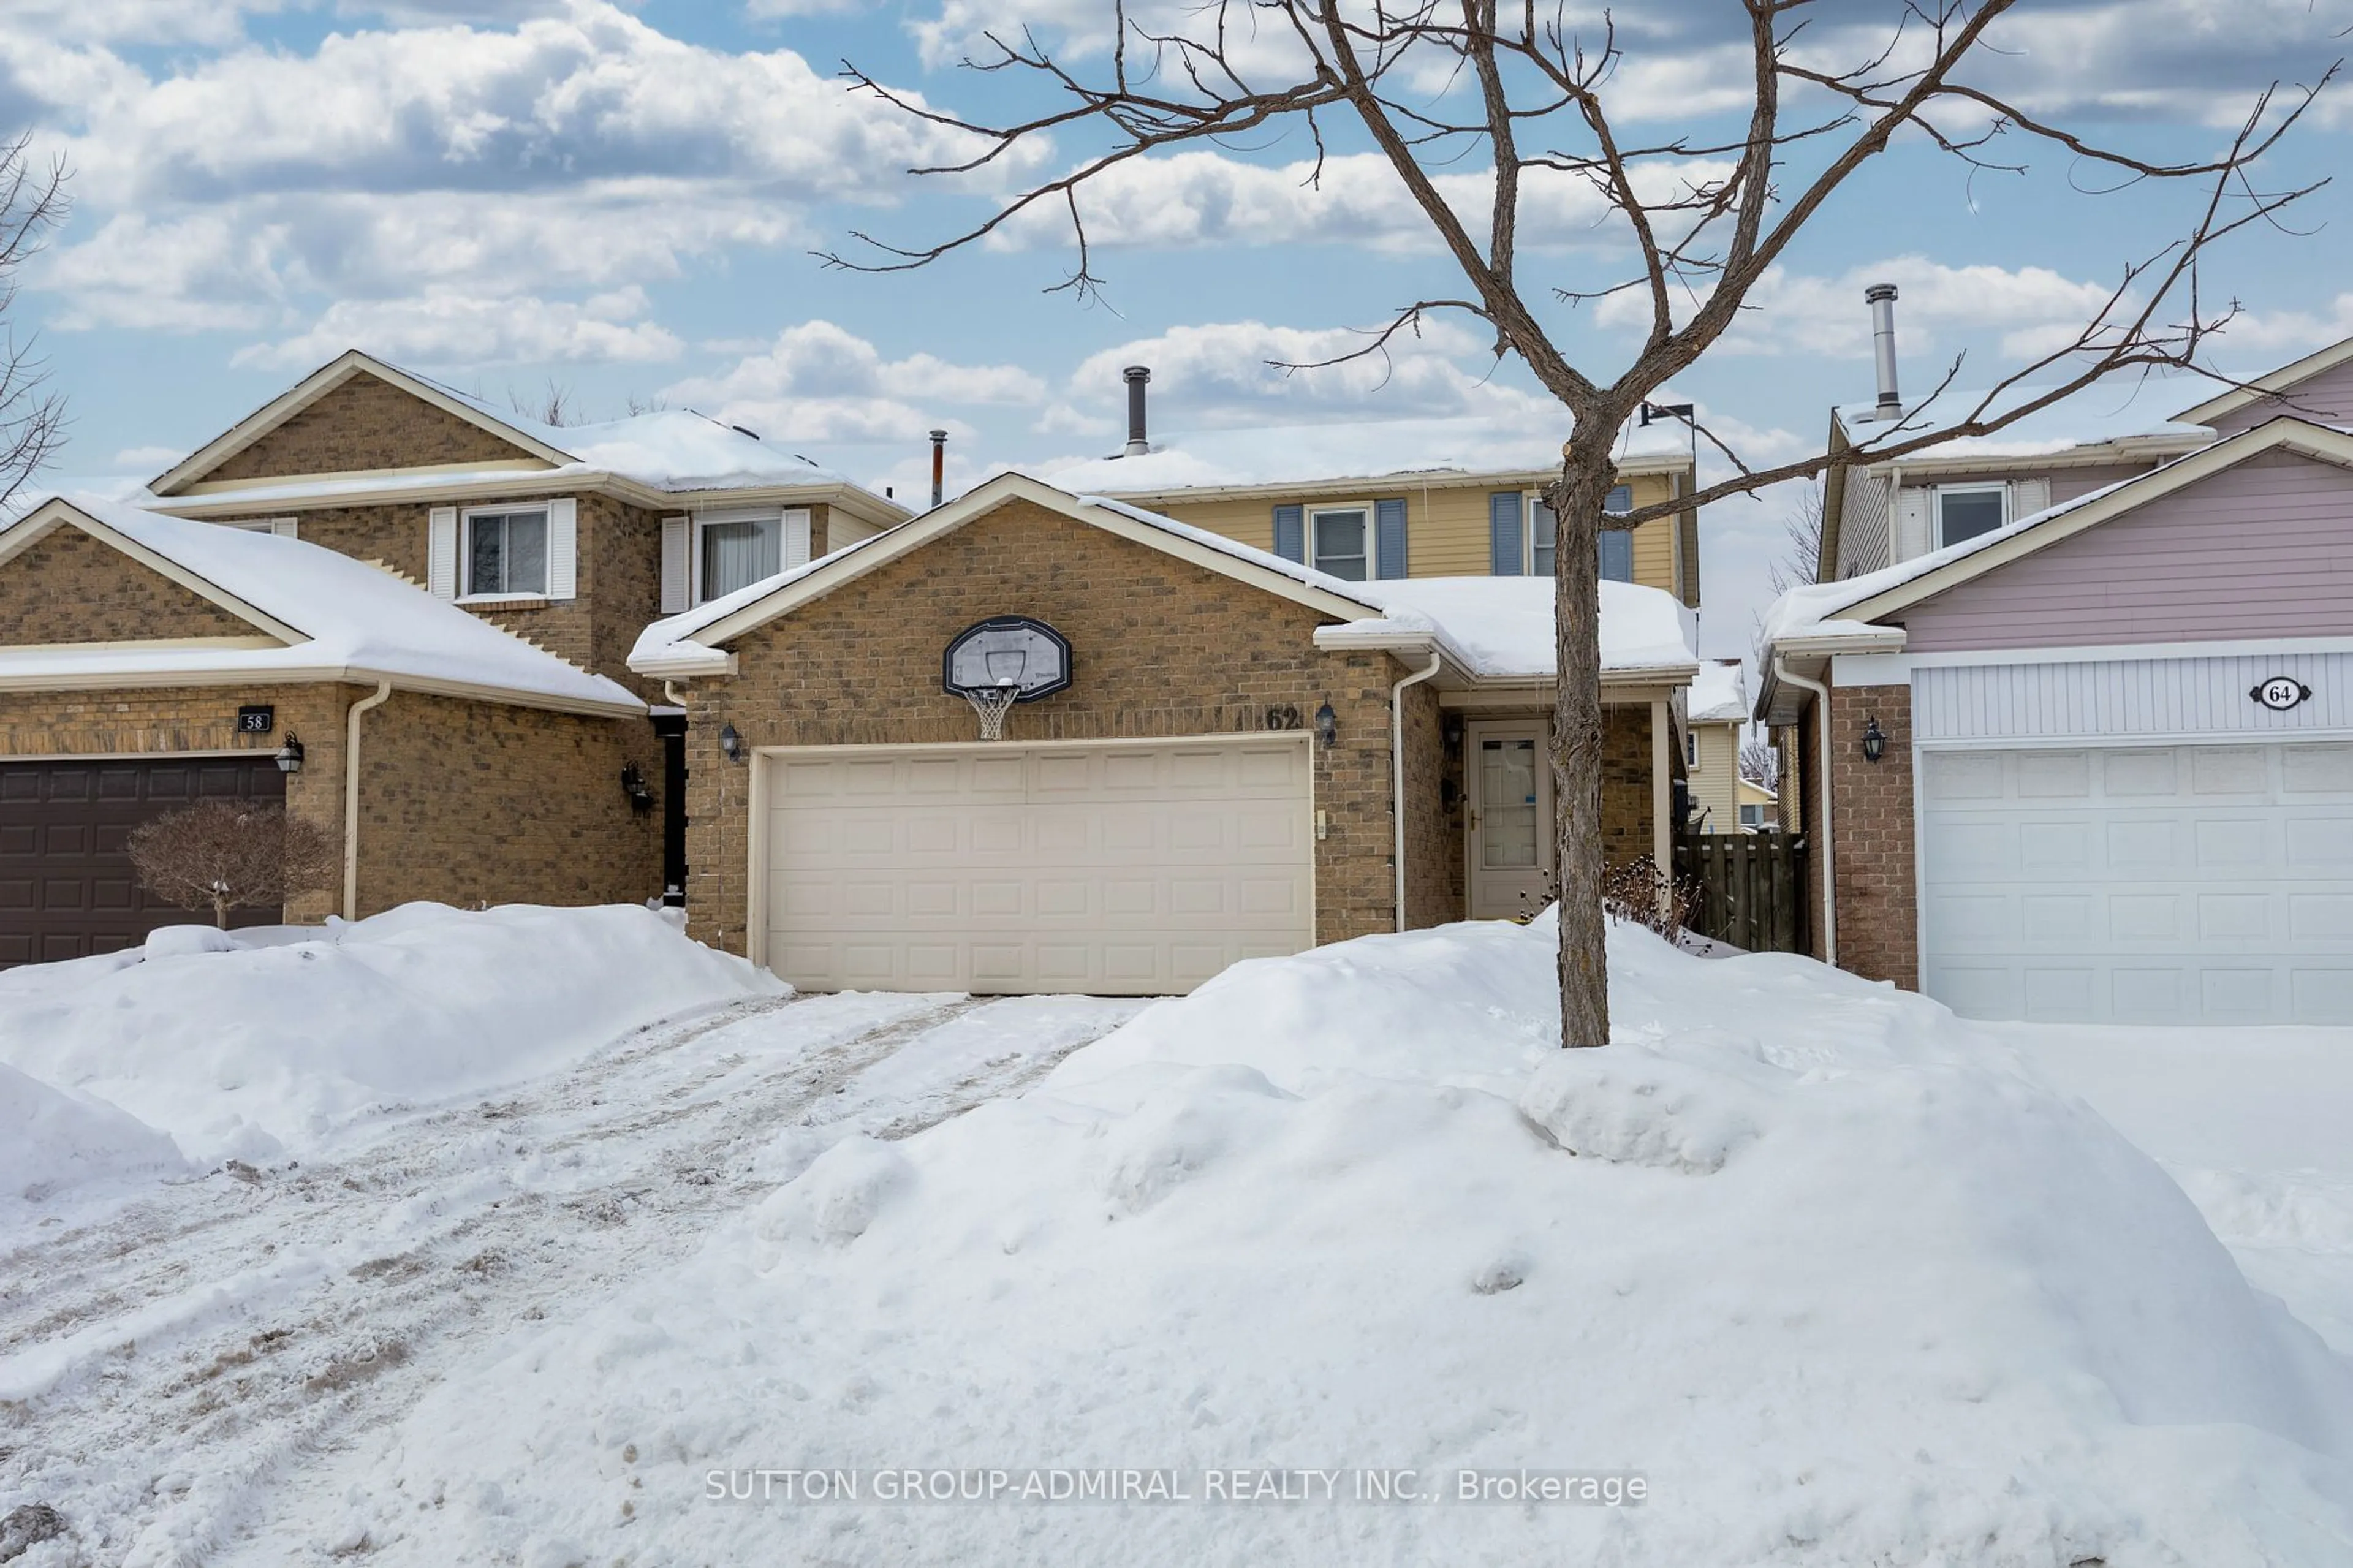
<box><xmin>0</xmin><ymin>991</ymin><xmax>1142</xmax><ymax>1566</ymax></box>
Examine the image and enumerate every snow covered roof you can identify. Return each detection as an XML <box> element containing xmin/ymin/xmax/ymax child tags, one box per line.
<box><xmin>0</xmin><ymin>495</ymin><xmax>645</xmax><ymax>715</ymax></box>
<box><xmin>632</xmin><ymin>474</ymin><xmax>1697</xmax><ymax>687</ymax></box>
<box><xmin>1688</xmin><ymin>660</ymin><xmax>1747</xmax><ymax>722</ymax></box>
<box><xmin>150</xmin><ymin>350</ymin><xmax>892</xmax><ymax>511</ymax></box>
<box><xmin>1834</xmin><ymin>382</ymin><xmax>2214</xmax><ymax>466</ymax></box>
<box><xmin>1041</xmin><ymin>414</ymin><xmax>1692</xmax><ymax>497</ymax></box>
<box><xmin>1764</xmin><ymin>415</ymin><xmax>2353</xmax><ymax>657</ymax></box>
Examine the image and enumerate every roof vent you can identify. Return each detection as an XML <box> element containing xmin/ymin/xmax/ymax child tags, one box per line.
<box><xmin>1123</xmin><ymin>366</ymin><xmax>1151</xmax><ymax>457</ymax></box>
<box><xmin>1865</xmin><ymin>284</ymin><xmax>1901</xmax><ymax>418</ymax></box>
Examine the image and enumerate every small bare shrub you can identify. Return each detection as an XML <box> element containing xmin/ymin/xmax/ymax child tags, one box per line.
<box><xmin>126</xmin><ymin>801</ymin><xmax>336</xmax><ymax>930</ymax></box>
<box><xmin>1601</xmin><ymin>856</ymin><xmax>1699</xmax><ymax>942</ymax></box>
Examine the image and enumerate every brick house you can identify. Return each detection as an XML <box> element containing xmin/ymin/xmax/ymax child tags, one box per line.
<box><xmin>0</xmin><ymin>497</ymin><xmax>649</xmax><ymax>963</ymax></box>
<box><xmin>0</xmin><ymin>351</ymin><xmax>1700</xmax><ymax>990</ymax></box>
<box><xmin>1759</xmin><ymin>339</ymin><xmax>2353</xmax><ymax>1025</ymax></box>
<box><xmin>630</xmin><ymin>474</ymin><xmax>1696</xmax><ymax>995</ymax></box>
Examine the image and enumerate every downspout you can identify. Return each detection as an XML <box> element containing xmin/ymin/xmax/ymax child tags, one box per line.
<box><xmin>1390</xmin><ymin>648</ymin><xmax>1445</xmax><ymax>932</ymax></box>
<box><xmin>343</xmin><ymin>679</ymin><xmax>393</xmax><ymax>921</ymax></box>
<box><xmin>1770</xmin><ymin>656</ymin><xmax>1836</xmax><ymax>968</ymax></box>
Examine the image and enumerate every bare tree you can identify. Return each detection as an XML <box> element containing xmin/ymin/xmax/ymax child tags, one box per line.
<box><xmin>825</xmin><ymin>2</ymin><xmax>2331</xmax><ymax>1046</ymax></box>
<box><xmin>1740</xmin><ymin>733</ymin><xmax>1780</xmax><ymax>792</ymax></box>
<box><xmin>128</xmin><ymin>802</ymin><xmax>338</xmax><ymax>930</ymax></box>
<box><xmin>0</xmin><ymin>133</ymin><xmax>68</xmax><ymax>515</ymax></box>
<box><xmin>1767</xmin><ymin>481</ymin><xmax>1827</xmax><ymax>599</ymax></box>
<box><xmin>510</xmin><ymin>378</ymin><xmax>577</xmax><ymax>428</ymax></box>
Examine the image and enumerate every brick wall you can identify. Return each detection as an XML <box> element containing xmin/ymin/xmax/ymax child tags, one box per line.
<box><xmin>205</xmin><ymin>374</ymin><xmax>540</xmax><ymax>480</ymax></box>
<box><xmin>677</xmin><ymin>497</ymin><xmax>1413</xmax><ymax>956</ymax></box>
<box><xmin>1600</xmin><ymin>703</ymin><xmax>1654</xmax><ymax>868</ymax></box>
<box><xmin>0</xmin><ymin>526</ymin><xmax>261</xmax><ymax>643</ymax></box>
<box><xmin>354</xmin><ymin>691</ymin><xmax>662</xmax><ymax>913</ymax></box>
<box><xmin>1828</xmin><ymin>683</ymin><xmax>1916</xmax><ymax>986</ymax></box>
<box><xmin>0</xmin><ymin>684</ymin><xmax>350</xmax><ymax>922</ymax></box>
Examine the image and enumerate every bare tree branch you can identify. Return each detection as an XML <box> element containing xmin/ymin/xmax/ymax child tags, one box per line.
<box><xmin>0</xmin><ymin>133</ymin><xmax>69</xmax><ymax>515</ymax></box>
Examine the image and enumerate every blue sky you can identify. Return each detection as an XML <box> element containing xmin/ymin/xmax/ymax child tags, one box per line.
<box><xmin>7</xmin><ymin>0</ymin><xmax>2352</xmax><ymax>651</ymax></box>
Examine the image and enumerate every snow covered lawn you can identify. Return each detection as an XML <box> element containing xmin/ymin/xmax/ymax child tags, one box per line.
<box><xmin>7</xmin><ymin>905</ymin><xmax>2353</xmax><ymax>1566</ymax></box>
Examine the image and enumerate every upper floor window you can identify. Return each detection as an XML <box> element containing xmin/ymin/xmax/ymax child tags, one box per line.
<box><xmin>1309</xmin><ymin>506</ymin><xmax>1369</xmax><ymax>581</ymax></box>
<box><xmin>1685</xmin><ymin>730</ymin><xmax>1699</xmax><ymax>769</ymax></box>
<box><xmin>692</xmin><ymin>508</ymin><xmax>813</xmax><ymax>604</ymax></box>
<box><xmin>1498</xmin><ymin>486</ymin><xmax>1633</xmax><ymax>577</ymax></box>
<box><xmin>1934</xmin><ymin>483</ymin><xmax>2006</xmax><ymax>549</ymax></box>
<box><xmin>464</xmin><ymin>506</ymin><xmax>548</xmax><ymax>599</ymax></box>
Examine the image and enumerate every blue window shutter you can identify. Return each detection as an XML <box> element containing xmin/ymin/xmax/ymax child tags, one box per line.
<box><xmin>1605</xmin><ymin>484</ymin><xmax>1632</xmax><ymax>514</ymax></box>
<box><xmin>1374</xmin><ymin>498</ymin><xmax>1408</xmax><ymax>579</ymax></box>
<box><xmin>1599</xmin><ymin>528</ymin><xmax>1634</xmax><ymax>582</ymax></box>
<box><xmin>1273</xmin><ymin>504</ymin><xmax>1305</xmax><ymax>563</ymax></box>
<box><xmin>1488</xmin><ymin>491</ymin><xmax>1524</xmax><ymax>575</ymax></box>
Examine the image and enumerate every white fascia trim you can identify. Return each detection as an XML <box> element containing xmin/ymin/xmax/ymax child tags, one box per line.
<box><xmin>0</xmin><ymin>663</ymin><xmax>644</xmax><ymax>718</ymax></box>
<box><xmin>1830</xmin><ymin>653</ymin><xmax>1915</xmax><ymax>687</ymax></box>
<box><xmin>155</xmin><ymin>472</ymin><xmax>908</xmax><ymax>528</ymax></box>
<box><xmin>1856</xmin><ymin>431</ymin><xmax>2210</xmax><ymax>481</ymax></box>
<box><xmin>1896</xmin><ymin>634</ymin><xmax>2353</xmax><ymax>670</ymax></box>
<box><xmin>629</xmin><ymin>647</ymin><xmax>738</xmax><ymax>680</ymax></box>
<box><xmin>1770</xmin><ymin>629</ymin><xmax>1909</xmax><ymax>659</ymax></box>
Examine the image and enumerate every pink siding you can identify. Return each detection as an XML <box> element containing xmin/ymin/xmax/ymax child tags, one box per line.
<box><xmin>1895</xmin><ymin>449</ymin><xmax>2353</xmax><ymax>652</ymax></box>
<box><xmin>2207</xmin><ymin>358</ymin><xmax>2353</xmax><ymax>436</ymax></box>
<box><xmin>2047</xmin><ymin>461</ymin><xmax>2161</xmax><ymax>504</ymax></box>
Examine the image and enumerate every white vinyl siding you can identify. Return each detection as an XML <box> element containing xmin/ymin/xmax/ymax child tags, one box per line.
<box><xmin>759</xmin><ymin>737</ymin><xmax>1314</xmax><ymax>995</ymax></box>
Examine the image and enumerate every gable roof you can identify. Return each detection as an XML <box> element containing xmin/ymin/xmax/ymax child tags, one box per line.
<box><xmin>629</xmin><ymin>473</ymin><xmax>1699</xmax><ymax>688</ymax></box>
<box><xmin>152</xmin><ymin>350</ymin><xmax>573</xmax><ymax>496</ymax></box>
<box><xmin>0</xmin><ymin>496</ymin><xmax>645</xmax><ymax>715</ymax></box>
<box><xmin>1762</xmin><ymin>415</ymin><xmax>2353</xmax><ymax>654</ymax></box>
<box><xmin>2175</xmin><ymin>334</ymin><xmax>2353</xmax><ymax>426</ymax></box>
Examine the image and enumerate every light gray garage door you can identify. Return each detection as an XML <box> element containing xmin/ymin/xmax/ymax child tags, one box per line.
<box><xmin>1920</xmin><ymin>742</ymin><xmax>2353</xmax><ymax>1023</ymax></box>
<box><xmin>760</xmin><ymin>736</ymin><xmax>1314</xmax><ymax>996</ymax></box>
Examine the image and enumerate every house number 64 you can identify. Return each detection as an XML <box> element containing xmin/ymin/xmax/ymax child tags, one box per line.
<box><xmin>2251</xmin><ymin>676</ymin><xmax>2313</xmax><ymax>713</ymax></box>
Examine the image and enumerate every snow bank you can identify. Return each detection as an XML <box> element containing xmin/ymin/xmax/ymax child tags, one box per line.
<box><xmin>354</xmin><ymin>917</ymin><xmax>2353</xmax><ymax>1565</ymax></box>
<box><xmin>0</xmin><ymin>903</ymin><xmax>784</xmax><ymax>1165</ymax></box>
<box><xmin>0</xmin><ymin>1061</ymin><xmax>186</xmax><ymax>1206</ymax></box>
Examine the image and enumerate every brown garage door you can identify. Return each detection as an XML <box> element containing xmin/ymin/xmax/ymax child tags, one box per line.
<box><xmin>0</xmin><ymin>757</ymin><xmax>290</xmax><ymax>968</ymax></box>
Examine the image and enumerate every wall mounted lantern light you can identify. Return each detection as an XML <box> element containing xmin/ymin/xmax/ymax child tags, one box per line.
<box><xmin>719</xmin><ymin>722</ymin><xmax>745</xmax><ymax>763</ymax></box>
<box><xmin>1315</xmin><ymin>702</ymin><xmax>1338</xmax><ymax>749</ymax></box>
<box><xmin>273</xmin><ymin>734</ymin><xmax>304</xmax><ymax>775</ymax></box>
<box><xmin>1860</xmin><ymin>716</ymin><xmax>1889</xmax><ymax>764</ymax></box>
<box><xmin>620</xmin><ymin>761</ymin><xmax>656</xmax><ymax>811</ymax></box>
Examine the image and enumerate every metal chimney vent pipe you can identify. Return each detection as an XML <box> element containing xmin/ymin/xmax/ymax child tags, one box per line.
<box><xmin>1865</xmin><ymin>283</ymin><xmax>1901</xmax><ymax>415</ymax></box>
<box><xmin>929</xmin><ymin>428</ymin><xmax>947</xmax><ymax>510</ymax></box>
<box><xmin>1123</xmin><ymin>365</ymin><xmax>1151</xmax><ymax>456</ymax></box>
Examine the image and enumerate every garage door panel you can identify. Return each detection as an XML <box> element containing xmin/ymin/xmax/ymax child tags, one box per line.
<box><xmin>763</xmin><ymin>738</ymin><xmax>1313</xmax><ymax>995</ymax></box>
<box><xmin>1922</xmin><ymin>739</ymin><xmax>2353</xmax><ymax>1023</ymax></box>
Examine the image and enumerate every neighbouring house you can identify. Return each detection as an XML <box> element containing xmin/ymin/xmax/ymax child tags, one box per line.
<box><xmin>1758</xmin><ymin>333</ymin><xmax>2353</xmax><ymax>1026</ymax></box>
<box><xmin>135</xmin><ymin>349</ymin><xmax>910</xmax><ymax>907</ymax></box>
<box><xmin>0</xmin><ymin>497</ymin><xmax>648</xmax><ymax>964</ymax></box>
<box><xmin>1683</xmin><ymin>660</ymin><xmax>1749</xmax><ymax>833</ymax></box>
<box><xmin>1044</xmin><ymin>369</ymin><xmax>1702</xmax><ymax>606</ymax></box>
<box><xmin>1734</xmin><ymin>775</ymin><xmax>1776</xmax><ymax>832</ymax></box>
<box><xmin>629</xmin><ymin>473</ymin><xmax>1697</xmax><ymax>996</ymax></box>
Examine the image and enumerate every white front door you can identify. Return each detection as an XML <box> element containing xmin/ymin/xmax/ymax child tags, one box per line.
<box><xmin>758</xmin><ymin>735</ymin><xmax>1314</xmax><ymax>996</ymax></box>
<box><xmin>1467</xmin><ymin>721</ymin><xmax>1553</xmax><ymax>920</ymax></box>
<box><xmin>1919</xmin><ymin>741</ymin><xmax>2353</xmax><ymax>1023</ymax></box>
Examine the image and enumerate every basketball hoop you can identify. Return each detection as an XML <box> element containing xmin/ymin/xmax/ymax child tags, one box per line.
<box><xmin>964</xmin><ymin>679</ymin><xmax>1019</xmax><ymax>741</ymax></box>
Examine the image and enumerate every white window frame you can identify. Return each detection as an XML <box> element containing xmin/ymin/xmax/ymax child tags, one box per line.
<box><xmin>1523</xmin><ymin>485</ymin><xmax>1633</xmax><ymax>574</ymax></box>
<box><xmin>1931</xmin><ymin>482</ymin><xmax>2009</xmax><ymax>550</ymax></box>
<box><xmin>1686</xmin><ymin>729</ymin><xmax>1699</xmax><ymax>769</ymax></box>
<box><xmin>1739</xmin><ymin>802</ymin><xmax>1765</xmax><ymax>828</ymax></box>
<box><xmin>458</xmin><ymin>502</ymin><xmax>553</xmax><ymax>603</ymax></box>
<box><xmin>1308</xmin><ymin>501</ymin><xmax>1375</xmax><ymax>581</ymax></box>
<box><xmin>690</xmin><ymin>506</ymin><xmax>811</xmax><ymax>607</ymax></box>
<box><xmin>221</xmin><ymin>516</ymin><xmax>297</xmax><ymax>538</ymax></box>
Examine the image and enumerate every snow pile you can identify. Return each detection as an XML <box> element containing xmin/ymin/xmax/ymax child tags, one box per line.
<box><xmin>0</xmin><ymin>1061</ymin><xmax>187</xmax><ymax>1206</ymax></box>
<box><xmin>350</xmin><ymin>917</ymin><xmax>2353</xmax><ymax>1565</ymax></box>
<box><xmin>1686</xmin><ymin>657</ymin><xmax>1746</xmax><ymax>721</ymax></box>
<box><xmin>0</xmin><ymin>903</ymin><xmax>784</xmax><ymax>1165</ymax></box>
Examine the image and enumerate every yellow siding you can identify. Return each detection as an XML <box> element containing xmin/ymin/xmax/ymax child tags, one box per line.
<box><xmin>1688</xmin><ymin>719</ymin><xmax>1746</xmax><ymax>832</ymax></box>
<box><xmin>1146</xmin><ymin>466</ymin><xmax>1694</xmax><ymax>601</ymax></box>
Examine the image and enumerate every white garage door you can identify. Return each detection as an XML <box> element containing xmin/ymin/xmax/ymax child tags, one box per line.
<box><xmin>1920</xmin><ymin>742</ymin><xmax>2353</xmax><ymax>1023</ymax></box>
<box><xmin>760</xmin><ymin>736</ymin><xmax>1314</xmax><ymax>996</ymax></box>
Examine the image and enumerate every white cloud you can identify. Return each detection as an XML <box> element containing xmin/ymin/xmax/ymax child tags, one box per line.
<box><xmin>231</xmin><ymin>286</ymin><xmax>683</xmax><ymax>369</ymax></box>
<box><xmin>109</xmin><ymin>444</ymin><xmax>186</xmax><ymax>469</ymax></box>
<box><xmin>659</xmin><ymin>321</ymin><xmax>1047</xmax><ymax>445</ymax></box>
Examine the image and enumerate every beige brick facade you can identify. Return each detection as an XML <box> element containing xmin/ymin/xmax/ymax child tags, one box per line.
<box><xmin>205</xmin><ymin>374</ymin><xmax>540</xmax><ymax>481</ymax></box>
<box><xmin>1826</xmin><ymin>683</ymin><xmax>1916</xmax><ymax>987</ymax></box>
<box><xmin>1601</xmin><ymin>704</ymin><xmax>1656</xmax><ymax>869</ymax></box>
<box><xmin>355</xmin><ymin>691</ymin><xmax>661</xmax><ymax>912</ymax></box>
<box><xmin>0</xmin><ymin>526</ymin><xmax>260</xmax><ymax>643</ymax></box>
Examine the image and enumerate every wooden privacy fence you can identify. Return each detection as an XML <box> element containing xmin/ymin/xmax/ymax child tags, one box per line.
<box><xmin>1673</xmin><ymin>830</ymin><xmax>1807</xmax><ymax>954</ymax></box>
